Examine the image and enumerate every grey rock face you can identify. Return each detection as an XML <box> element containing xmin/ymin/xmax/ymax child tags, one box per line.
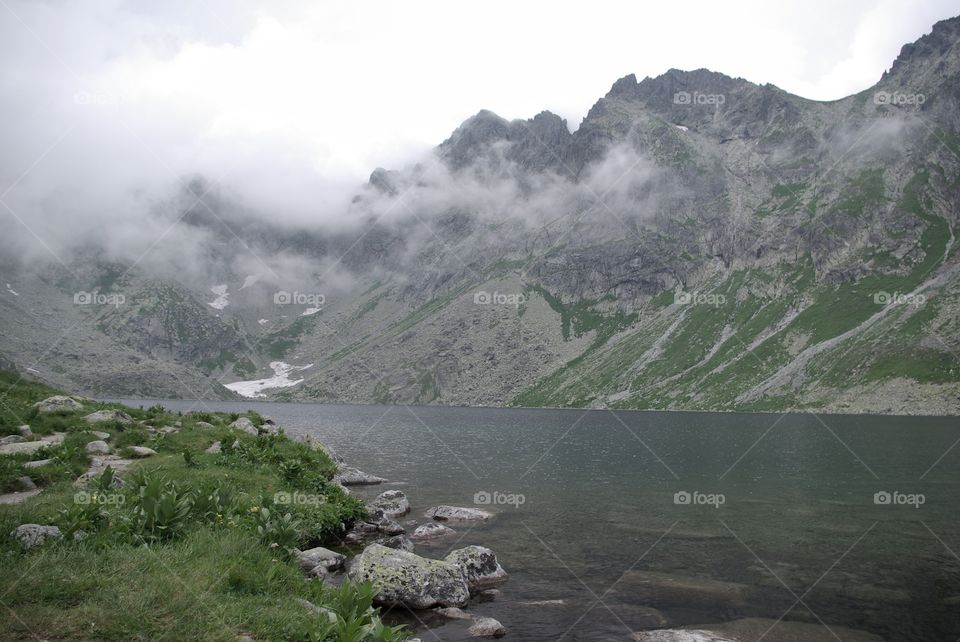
<box><xmin>11</xmin><ymin>524</ymin><xmax>62</xmax><ymax>548</ymax></box>
<box><xmin>349</xmin><ymin>544</ymin><xmax>470</xmax><ymax>609</ymax></box>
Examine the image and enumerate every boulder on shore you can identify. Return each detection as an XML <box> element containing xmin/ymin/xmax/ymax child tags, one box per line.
<box><xmin>445</xmin><ymin>546</ymin><xmax>508</xmax><ymax>592</ymax></box>
<box><xmin>296</xmin><ymin>546</ymin><xmax>346</xmax><ymax>575</ymax></box>
<box><xmin>33</xmin><ymin>396</ymin><xmax>82</xmax><ymax>414</ymax></box>
<box><xmin>349</xmin><ymin>544</ymin><xmax>470</xmax><ymax>609</ymax></box>
<box><xmin>425</xmin><ymin>505</ymin><xmax>492</xmax><ymax>521</ymax></box>
<box><xmin>11</xmin><ymin>524</ymin><xmax>62</xmax><ymax>549</ymax></box>
<box><xmin>229</xmin><ymin>417</ymin><xmax>258</xmax><ymax>435</ymax></box>
<box><xmin>84</xmin><ymin>409</ymin><xmax>133</xmax><ymax>424</ymax></box>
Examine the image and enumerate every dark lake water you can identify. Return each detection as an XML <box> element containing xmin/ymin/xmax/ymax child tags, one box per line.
<box><xmin>114</xmin><ymin>400</ymin><xmax>960</xmax><ymax>641</ymax></box>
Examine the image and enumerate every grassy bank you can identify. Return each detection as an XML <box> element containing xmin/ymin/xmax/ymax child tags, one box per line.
<box><xmin>0</xmin><ymin>370</ymin><xmax>408</xmax><ymax>641</ymax></box>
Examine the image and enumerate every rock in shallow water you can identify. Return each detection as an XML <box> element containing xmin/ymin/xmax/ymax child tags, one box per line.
<box><xmin>296</xmin><ymin>546</ymin><xmax>346</xmax><ymax>574</ymax></box>
<box><xmin>631</xmin><ymin>618</ymin><xmax>884</xmax><ymax>642</ymax></box>
<box><xmin>349</xmin><ymin>543</ymin><xmax>470</xmax><ymax>609</ymax></box>
<box><xmin>444</xmin><ymin>546</ymin><xmax>508</xmax><ymax>592</ymax></box>
<box><xmin>468</xmin><ymin>617</ymin><xmax>507</xmax><ymax>638</ymax></box>
<box><xmin>411</xmin><ymin>522</ymin><xmax>456</xmax><ymax>540</ymax></box>
<box><xmin>371</xmin><ymin>489</ymin><xmax>410</xmax><ymax>517</ymax></box>
<box><xmin>425</xmin><ymin>505</ymin><xmax>492</xmax><ymax>521</ymax></box>
<box><xmin>335</xmin><ymin>465</ymin><xmax>387</xmax><ymax>486</ymax></box>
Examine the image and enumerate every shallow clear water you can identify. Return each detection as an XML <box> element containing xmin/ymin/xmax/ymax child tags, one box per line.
<box><xmin>116</xmin><ymin>400</ymin><xmax>960</xmax><ymax>641</ymax></box>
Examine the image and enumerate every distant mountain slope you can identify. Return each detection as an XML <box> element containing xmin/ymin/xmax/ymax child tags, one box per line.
<box><xmin>1</xmin><ymin>15</ymin><xmax>959</xmax><ymax>414</ymax></box>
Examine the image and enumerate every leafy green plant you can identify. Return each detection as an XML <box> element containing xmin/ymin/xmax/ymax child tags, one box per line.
<box><xmin>251</xmin><ymin>502</ymin><xmax>300</xmax><ymax>552</ymax></box>
<box><xmin>126</xmin><ymin>473</ymin><xmax>195</xmax><ymax>542</ymax></box>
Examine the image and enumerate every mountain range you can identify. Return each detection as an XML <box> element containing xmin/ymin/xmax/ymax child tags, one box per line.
<box><xmin>2</xmin><ymin>15</ymin><xmax>959</xmax><ymax>415</ymax></box>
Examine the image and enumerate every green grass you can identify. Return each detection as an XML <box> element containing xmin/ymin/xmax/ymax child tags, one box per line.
<box><xmin>0</xmin><ymin>371</ymin><xmax>407</xmax><ymax>642</ymax></box>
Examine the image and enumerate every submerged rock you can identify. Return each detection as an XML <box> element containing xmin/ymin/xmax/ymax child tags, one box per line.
<box><xmin>11</xmin><ymin>524</ymin><xmax>62</xmax><ymax>548</ymax></box>
<box><xmin>84</xmin><ymin>409</ymin><xmax>133</xmax><ymax>424</ymax></box>
<box><xmin>426</xmin><ymin>505</ymin><xmax>493</xmax><ymax>521</ymax></box>
<box><xmin>632</xmin><ymin>618</ymin><xmax>884</xmax><ymax>642</ymax></box>
<box><xmin>335</xmin><ymin>466</ymin><xmax>386</xmax><ymax>486</ymax></box>
<box><xmin>33</xmin><ymin>396</ymin><xmax>82</xmax><ymax>414</ymax></box>
<box><xmin>434</xmin><ymin>606</ymin><xmax>472</xmax><ymax>620</ymax></box>
<box><xmin>349</xmin><ymin>543</ymin><xmax>470</xmax><ymax>609</ymax></box>
<box><xmin>445</xmin><ymin>546</ymin><xmax>508</xmax><ymax>592</ymax></box>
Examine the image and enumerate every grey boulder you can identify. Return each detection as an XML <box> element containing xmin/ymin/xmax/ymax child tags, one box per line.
<box><xmin>33</xmin><ymin>396</ymin><xmax>82</xmax><ymax>414</ymax></box>
<box><xmin>445</xmin><ymin>546</ymin><xmax>508</xmax><ymax>592</ymax></box>
<box><xmin>83</xmin><ymin>409</ymin><xmax>133</xmax><ymax>424</ymax></box>
<box><xmin>11</xmin><ymin>524</ymin><xmax>62</xmax><ymax>549</ymax></box>
<box><xmin>426</xmin><ymin>505</ymin><xmax>493</xmax><ymax>521</ymax></box>
<box><xmin>349</xmin><ymin>543</ymin><xmax>470</xmax><ymax>609</ymax></box>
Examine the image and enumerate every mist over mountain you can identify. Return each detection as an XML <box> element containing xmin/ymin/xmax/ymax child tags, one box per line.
<box><xmin>2</xmin><ymin>15</ymin><xmax>959</xmax><ymax>414</ymax></box>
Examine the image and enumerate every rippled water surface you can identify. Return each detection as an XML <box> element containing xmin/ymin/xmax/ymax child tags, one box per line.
<box><xmin>115</xmin><ymin>400</ymin><xmax>960</xmax><ymax>641</ymax></box>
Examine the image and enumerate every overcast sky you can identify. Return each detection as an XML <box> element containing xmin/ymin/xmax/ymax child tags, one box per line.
<box><xmin>1</xmin><ymin>0</ymin><xmax>958</xmax><ymax>235</ymax></box>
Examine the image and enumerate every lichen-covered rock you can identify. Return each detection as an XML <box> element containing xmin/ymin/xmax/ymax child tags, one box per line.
<box><xmin>425</xmin><ymin>505</ymin><xmax>493</xmax><ymax>521</ymax></box>
<box><xmin>11</xmin><ymin>524</ymin><xmax>62</xmax><ymax>548</ymax></box>
<box><xmin>33</xmin><ymin>396</ymin><xmax>82</xmax><ymax>414</ymax></box>
<box><xmin>468</xmin><ymin>617</ymin><xmax>507</xmax><ymax>638</ymax></box>
<box><xmin>229</xmin><ymin>417</ymin><xmax>258</xmax><ymax>435</ymax></box>
<box><xmin>83</xmin><ymin>409</ymin><xmax>133</xmax><ymax>424</ymax></box>
<box><xmin>371</xmin><ymin>489</ymin><xmax>410</xmax><ymax>518</ymax></box>
<box><xmin>84</xmin><ymin>440</ymin><xmax>111</xmax><ymax>455</ymax></box>
<box><xmin>445</xmin><ymin>546</ymin><xmax>508</xmax><ymax>591</ymax></box>
<box><xmin>411</xmin><ymin>522</ymin><xmax>456</xmax><ymax>540</ymax></box>
<box><xmin>349</xmin><ymin>543</ymin><xmax>470</xmax><ymax>609</ymax></box>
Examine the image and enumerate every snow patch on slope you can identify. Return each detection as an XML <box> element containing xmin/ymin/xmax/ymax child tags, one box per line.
<box><xmin>225</xmin><ymin>361</ymin><xmax>313</xmax><ymax>398</ymax></box>
<box><xmin>208</xmin><ymin>285</ymin><xmax>229</xmax><ymax>310</ymax></box>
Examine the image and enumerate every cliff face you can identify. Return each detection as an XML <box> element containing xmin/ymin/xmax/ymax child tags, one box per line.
<box><xmin>2</xmin><ymin>17</ymin><xmax>960</xmax><ymax>414</ymax></box>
